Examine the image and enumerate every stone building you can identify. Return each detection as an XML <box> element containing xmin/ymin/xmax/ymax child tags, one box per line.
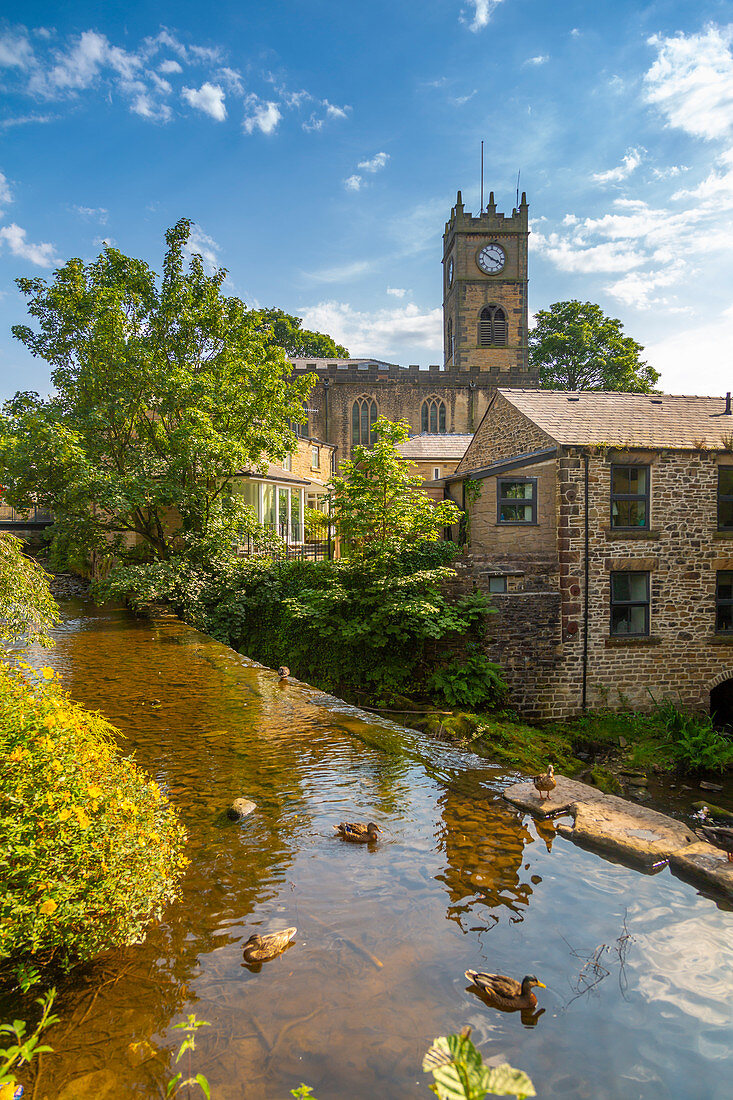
<box><xmin>442</xmin><ymin>387</ymin><xmax>733</xmax><ymax>722</ymax></box>
<box><xmin>396</xmin><ymin>433</ymin><xmax>473</xmax><ymax>501</ymax></box>
<box><xmin>288</xmin><ymin>191</ymin><xmax>537</xmax><ymax>464</ymax></box>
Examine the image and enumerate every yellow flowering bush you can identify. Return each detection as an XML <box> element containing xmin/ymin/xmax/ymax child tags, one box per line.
<box><xmin>0</xmin><ymin>664</ymin><xmax>187</xmax><ymax>977</ymax></box>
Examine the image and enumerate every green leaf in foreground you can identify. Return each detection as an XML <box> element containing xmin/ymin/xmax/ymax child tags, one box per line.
<box><xmin>423</xmin><ymin>1031</ymin><xmax>535</xmax><ymax>1099</ymax></box>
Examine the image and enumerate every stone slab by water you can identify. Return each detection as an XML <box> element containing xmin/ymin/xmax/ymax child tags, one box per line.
<box><xmin>503</xmin><ymin>774</ymin><xmax>733</xmax><ymax>898</ymax></box>
<box><xmin>669</xmin><ymin>841</ymin><xmax>733</xmax><ymax>899</ymax></box>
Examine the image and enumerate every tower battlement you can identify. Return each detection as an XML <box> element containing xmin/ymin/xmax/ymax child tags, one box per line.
<box><xmin>445</xmin><ymin>190</ymin><xmax>529</xmax><ymax>237</ymax></box>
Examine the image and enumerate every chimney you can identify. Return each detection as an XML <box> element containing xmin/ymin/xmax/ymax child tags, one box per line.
<box><xmin>726</xmin><ymin>392</ymin><xmax>732</xmax><ymax>415</ymax></box>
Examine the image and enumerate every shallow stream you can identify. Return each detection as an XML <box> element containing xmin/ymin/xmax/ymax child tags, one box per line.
<box><xmin>11</xmin><ymin>601</ymin><xmax>733</xmax><ymax>1099</ymax></box>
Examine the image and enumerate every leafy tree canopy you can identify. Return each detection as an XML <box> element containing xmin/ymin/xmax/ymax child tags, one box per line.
<box><xmin>0</xmin><ymin>220</ymin><xmax>316</xmax><ymax>565</ymax></box>
<box><xmin>257</xmin><ymin>307</ymin><xmax>349</xmax><ymax>359</ymax></box>
<box><xmin>529</xmin><ymin>300</ymin><xmax>659</xmax><ymax>392</ymax></box>
<box><xmin>0</xmin><ymin>533</ymin><xmax>57</xmax><ymax>649</ymax></box>
<box><xmin>328</xmin><ymin>417</ymin><xmax>461</xmax><ymax>557</ymax></box>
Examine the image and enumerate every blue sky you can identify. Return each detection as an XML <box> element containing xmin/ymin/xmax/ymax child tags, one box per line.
<box><xmin>2</xmin><ymin>1</ymin><xmax>733</xmax><ymax>399</ymax></box>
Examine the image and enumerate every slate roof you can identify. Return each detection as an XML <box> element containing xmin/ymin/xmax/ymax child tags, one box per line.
<box><xmin>497</xmin><ymin>389</ymin><xmax>733</xmax><ymax>449</ymax></box>
<box><xmin>397</xmin><ymin>433</ymin><xmax>474</xmax><ymax>459</ymax></box>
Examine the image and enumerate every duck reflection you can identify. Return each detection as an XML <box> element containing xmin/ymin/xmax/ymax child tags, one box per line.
<box><xmin>465</xmin><ymin>984</ymin><xmax>546</xmax><ymax>1027</ymax></box>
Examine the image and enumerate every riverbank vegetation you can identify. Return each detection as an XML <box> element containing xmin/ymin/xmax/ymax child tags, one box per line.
<box><xmin>0</xmin><ymin>534</ymin><xmax>187</xmax><ymax>990</ymax></box>
<box><xmin>0</xmin><ymin>663</ymin><xmax>187</xmax><ymax>985</ymax></box>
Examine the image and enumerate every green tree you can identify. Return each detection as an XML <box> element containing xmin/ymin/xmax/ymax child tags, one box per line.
<box><xmin>328</xmin><ymin>417</ymin><xmax>461</xmax><ymax>557</ymax></box>
<box><xmin>0</xmin><ymin>220</ymin><xmax>315</xmax><ymax>565</ymax></box>
<box><xmin>257</xmin><ymin>308</ymin><xmax>349</xmax><ymax>358</ymax></box>
<box><xmin>0</xmin><ymin>533</ymin><xmax>57</xmax><ymax>649</ymax></box>
<box><xmin>529</xmin><ymin>300</ymin><xmax>659</xmax><ymax>392</ymax></box>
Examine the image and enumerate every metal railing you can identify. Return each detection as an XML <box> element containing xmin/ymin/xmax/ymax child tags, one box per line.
<box><xmin>236</xmin><ymin>523</ymin><xmax>333</xmax><ymax>561</ymax></box>
<box><xmin>0</xmin><ymin>505</ymin><xmax>53</xmax><ymax>525</ymax></box>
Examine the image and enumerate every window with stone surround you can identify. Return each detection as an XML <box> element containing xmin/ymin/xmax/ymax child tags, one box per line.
<box><xmin>351</xmin><ymin>397</ymin><xmax>378</xmax><ymax>446</ymax></box>
<box><xmin>488</xmin><ymin>575</ymin><xmax>508</xmax><ymax>593</ymax></box>
<box><xmin>311</xmin><ymin>446</ymin><xmax>320</xmax><ymax>469</ymax></box>
<box><xmin>610</xmin><ymin>571</ymin><xmax>649</xmax><ymax>636</ymax></box>
<box><xmin>446</xmin><ymin>317</ymin><xmax>454</xmax><ymax>363</ymax></box>
<box><xmin>718</xmin><ymin>468</ymin><xmax>733</xmax><ymax>530</ymax></box>
<box><xmin>496</xmin><ymin>478</ymin><xmax>537</xmax><ymax>524</ymax></box>
<box><xmin>716</xmin><ymin>571</ymin><xmax>733</xmax><ymax>632</ymax></box>
<box><xmin>611</xmin><ymin>464</ymin><xmax>649</xmax><ymax>528</ymax></box>
<box><xmin>421</xmin><ymin>397</ymin><xmax>447</xmax><ymax>434</ymax></box>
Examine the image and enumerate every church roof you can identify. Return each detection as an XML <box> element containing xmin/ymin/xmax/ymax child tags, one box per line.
<box><xmin>497</xmin><ymin>389</ymin><xmax>733</xmax><ymax>450</ymax></box>
<box><xmin>397</xmin><ymin>433</ymin><xmax>474</xmax><ymax>459</ymax></box>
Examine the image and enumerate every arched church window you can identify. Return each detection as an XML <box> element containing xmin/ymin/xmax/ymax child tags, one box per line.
<box><xmin>479</xmin><ymin>305</ymin><xmax>508</xmax><ymax>347</ymax></box>
<box><xmin>421</xmin><ymin>397</ymin><xmax>447</xmax><ymax>434</ymax></box>
<box><xmin>352</xmin><ymin>396</ymin><xmax>378</xmax><ymax>445</ymax></box>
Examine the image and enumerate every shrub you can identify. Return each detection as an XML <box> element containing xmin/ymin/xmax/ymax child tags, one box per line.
<box><xmin>658</xmin><ymin>701</ymin><xmax>733</xmax><ymax>772</ymax></box>
<box><xmin>103</xmin><ymin>542</ymin><xmax>495</xmax><ymax>703</ymax></box>
<box><xmin>0</xmin><ymin>664</ymin><xmax>187</xmax><ymax>980</ymax></box>
<box><xmin>425</xmin><ymin>648</ymin><xmax>505</xmax><ymax>710</ymax></box>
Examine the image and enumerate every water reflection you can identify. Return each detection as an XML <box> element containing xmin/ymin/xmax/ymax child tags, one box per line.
<box><xmin>11</xmin><ymin>601</ymin><xmax>733</xmax><ymax>1100</ymax></box>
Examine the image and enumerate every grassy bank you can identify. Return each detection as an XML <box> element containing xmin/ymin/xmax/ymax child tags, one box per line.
<box><xmin>340</xmin><ymin>689</ymin><xmax>733</xmax><ymax>789</ymax></box>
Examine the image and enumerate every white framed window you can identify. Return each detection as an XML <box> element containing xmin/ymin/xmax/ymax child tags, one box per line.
<box><xmin>433</xmin><ymin>467</ymin><xmax>441</xmax><ymax>479</ymax></box>
<box><xmin>311</xmin><ymin>446</ymin><xmax>320</xmax><ymax>469</ymax></box>
<box><xmin>283</xmin><ymin>453</ymin><xmax>292</xmax><ymax>471</ymax></box>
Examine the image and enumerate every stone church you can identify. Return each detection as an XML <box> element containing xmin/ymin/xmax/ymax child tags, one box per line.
<box><xmin>288</xmin><ymin>190</ymin><xmax>538</xmax><ymax>465</ymax></box>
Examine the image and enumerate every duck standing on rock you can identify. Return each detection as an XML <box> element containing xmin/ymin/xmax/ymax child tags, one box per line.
<box><xmin>465</xmin><ymin>970</ymin><xmax>546</xmax><ymax>1010</ymax></box>
<box><xmin>278</xmin><ymin>666</ymin><xmax>290</xmax><ymax>683</ymax></box>
<box><xmin>533</xmin><ymin>763</ymin><xmax>556</xmax><ymax>802</ymax></box>
<box><xmin>701</xmin><ymin>825</ymin><xmax>733</xmax><ymax>861</ymax></box>
<box><xmin>334</xmin><ymin>821</ymin><xmax>381</xmax><ymax>843</ymax></box>
<box><xmin>243</xmin><ymin>926</ymin><xmax>297</xmax><ymax>963</ymax></box>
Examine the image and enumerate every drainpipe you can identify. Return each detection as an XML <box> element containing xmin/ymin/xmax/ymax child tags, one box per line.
<box><xmin>323</xmin><ymin>378</ymin><xmax>330</xmax><ymax>442</ymax></box>
<box><xmin>582</xmin><ymin>451</ymin><xmax>590</xmax><ymax>711</ymax></box>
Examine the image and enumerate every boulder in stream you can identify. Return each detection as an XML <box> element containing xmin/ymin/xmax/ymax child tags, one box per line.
<box><xmin>227</xmin><ymin>797</ymin><xmax>257</xmax><ymax>820</ymax></box>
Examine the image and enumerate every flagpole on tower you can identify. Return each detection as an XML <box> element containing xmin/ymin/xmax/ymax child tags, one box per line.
<box><xmin>480</xmin><ymin>141</ymin><xmax>484</xmax><ymax>213</ymax></box>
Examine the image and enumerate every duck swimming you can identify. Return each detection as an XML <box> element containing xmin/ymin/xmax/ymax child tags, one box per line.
<box><xmin>333</xmin><ymin>821</ymin><xmax>381</xmax><ymax>843</ymax></box>
<box><xmin>465</xmin><ymin>971</ymin><xmax>546</xmax><ymax>1010</ymax></box>
<box><xmin>243</xmin><ymin>926</ymin><xmax>297</xmax><ymax>962</ymax></box>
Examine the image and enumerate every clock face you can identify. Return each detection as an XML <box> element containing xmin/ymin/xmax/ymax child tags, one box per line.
<box><xmin>477</xmin><ymin>243</ymin><xmax>505</xmax><ymax>275</ymax></box>
<box><xmin>447</xmin><ymin>257</ymin><xmax>454</xmax><ymax>286</ymax></box>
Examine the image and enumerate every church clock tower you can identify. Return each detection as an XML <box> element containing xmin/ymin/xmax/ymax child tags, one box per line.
<box><xmin>443</xmin><ymin>190</ymin><xmax>529</xmax><ymax>374</ymax></box>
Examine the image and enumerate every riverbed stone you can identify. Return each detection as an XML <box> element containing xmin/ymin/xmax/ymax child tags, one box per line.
<box><xmin>227</xmin><ymin>797</ymin><xmax>256</xmax><ymax>820</ymax></box>
<box><xmin>668</xmin><ymin>841</ymin><xmax>733</xmax><ymax>899</ymax></box>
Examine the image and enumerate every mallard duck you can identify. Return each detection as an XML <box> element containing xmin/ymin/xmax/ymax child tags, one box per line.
<box><xmin>465</xmin><ymin>970</ymin><xmax>546</xmax><ymax>1010</ymax></box>
<box><xmin>278</xmin><ymin>666</ymin><xmax>290</xmax><ymax>682</ymax></box>
<box><xmin>243</xmin><ymin>926</ymin><xmax>296</xmax><ymax>962</ymax></box>
<box><xmin>333</xmin><ymin>821</ymin><xmax>381</xmax><ymax>842</ymax></box>
<box><xmin>701</xmin><ymin>825</ymin><xmax>733</xmax><ymax>862</ymax></box>
<box><xmin>533</xmin><ymin>764</ymin><xmax>556</xmax><ymax>801</ymax></box>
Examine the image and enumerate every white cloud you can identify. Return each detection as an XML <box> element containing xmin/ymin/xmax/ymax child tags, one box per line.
<box><xmin>159</xmin><ymin>59</ymin><xmax>183</xmax><ymax>74</ymax></box>
<box><xmin>358</xmin><ymin>152</ymin><xmax>390</xmax><ymax>173</ymax></box>
<box><xmin>0</xmin><ymin>223</ymin><xmax>59</xmax><ymax>267</ymax></box>
<box><xmin>0</xmin><ymin>113</ymin><xmax>54</xmax><ymax>129</ymax></box>
<box><xmin>460</xmin><ymin>1</ymin><xmax>504</xmax><ymax>33</ymax></box>
<box><xmin>183</xmin><ymin>225</ymin><xmax>220</xmax><ymax>271</ymax></box>
<box><xmin>524</xmin><ymin>55</ymin><xmax>549</xmax><ymax>66</ymax></box>
<box><xmin>644</xmin><ymin>26</ymin><xmax>733</xmax><ymax>142</ymax></box>
<box><xmin>450</xmin><ymin>90</ymin><xmax>477</xmax><ymax>106</ymax></box>
<box><xmin>0</xmin><ymin>30</ymin><xmax>34</xmax><ymax>69</ymax></box>
<box><xmin>344</xmin><ymin>174</ymin><xmax>362</xmax><ymax>192</ymax></box>
<box><xmin>592</xmin><ymin>147</ymin><xmax>644</xmax><ymax>184</ymax></box>
<box><xmin>218</xmin><ymin>66</ymin><xmax>244</xmax><ymax>94</ymax></box>
<box><xmin>532</xmin><ymin>230</ymin><xmax>646</xmax><ymax>274</ymax></box>
<box><xmin>129</xmin><ymin>91</ymin><xmax>173</xmax><ymax>123</ymax></box>
<box><xmin>387</xmin><ymin>287</ymin><xmax>407</xmax><ymax>298</ymax></box>
<box><xmin>306</xmin><ymin>259</ymin><xmax>372</xmax><ymax>284</ymax></box>
<box><xmin>182</xmin><ymin>82</ymin><xmax>226</xmax><ymax>121</ymax></box>
<box><xmin>325</xmin><ymin>100</ymin><xmax>348</xmax><ymax>120</ymax></box>
<box><xmin>298</xmin><ymin>300</ymin><xmax>442</xmax><ymax>360</ymax></box>
<box><xmin>647</xmin><ymin>304</ymin><xmax>733</xmax><ymax>394</ymax></box>
<box><xmin>242</xmin><ymin>96</ymin><xmax>281</xmax><ymax>135</ymax></box>
<box><xmin>71</xmin><ymin>205</ymin><xmax>108</xmax><ymax>223</ymax></box>
<box><xmin>0</xmin><ymin>172</ymin><xmax>12</xmax><ymax>211</ymax></box>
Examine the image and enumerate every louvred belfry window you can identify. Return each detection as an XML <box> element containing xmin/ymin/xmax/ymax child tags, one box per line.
<box><xmin>478</xmin><ymin>306</ymin><xmax>508</xmax><ymax>347</ymax></box>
